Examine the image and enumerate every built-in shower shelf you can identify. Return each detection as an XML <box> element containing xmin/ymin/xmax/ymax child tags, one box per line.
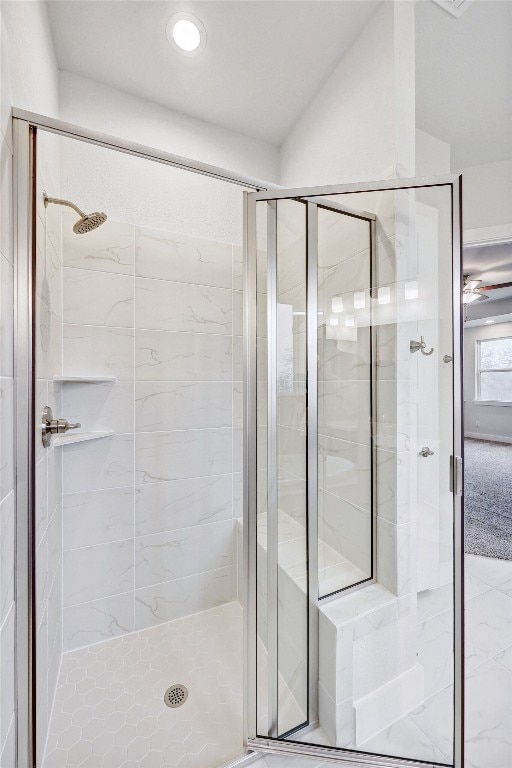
<box><xmin>54</xmin><ymin>376</ymin><xmax>117</xmax><ymax>383</ymax></box>
<box><xmin>53</xmin><ymin>430</ymin><xmax>114</xmax><ymax>447</ymax></box>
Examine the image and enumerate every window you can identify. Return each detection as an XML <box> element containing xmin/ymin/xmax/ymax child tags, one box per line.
<box><xmin>477</xmin><ymin>337</ymin><xmax>512</xmax><ymax>401</ymax></box>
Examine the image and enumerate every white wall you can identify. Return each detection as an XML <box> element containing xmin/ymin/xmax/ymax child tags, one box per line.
<box><xmin>459</xmin><ymin>159</ymin><xmax>512</xmax><ymax>232</ymax></box>
<box><xmin>415</xmin><ymin>129</ymin><xmax>450</xmax><ymax>176</ymax></box>
<box><xmin>59</xmin><ymin>70</ymin><xmax>279</xmax><ymax>185</ymax></box>
<box><xmin>0</xmin><ymin>2</ymin><xmax>60</xmax><ymax>764</ymax></box>
<box><xmin>279</xmin><ymin>2</ymin><xmax>416</xmax><ymax>186</ymax></box>
<box><xmin>464</xmin><ymin>321</ymin><xmax>512</xmax><ymax>442</ymax></box>
<box><xmin>0</xmin><ymin>0</ymin><xmax>59</xmax><ymax>144</ymax></box>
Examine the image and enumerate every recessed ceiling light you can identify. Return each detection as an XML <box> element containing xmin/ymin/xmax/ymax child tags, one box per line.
<box><xmin>166</xmin><ymin>13</ymin><xmax>206</xmax><ymax>56</ymax></box>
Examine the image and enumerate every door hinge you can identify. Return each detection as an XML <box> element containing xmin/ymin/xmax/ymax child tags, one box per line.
<box><xmin>450</xmin><ymin>455</ymin><xmax>463</xmax><ymax>495</ymax></box>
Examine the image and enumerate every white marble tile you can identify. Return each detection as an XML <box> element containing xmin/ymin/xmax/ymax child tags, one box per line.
<box><xmin>0</xmin><ymin>491</ymin><xmax>14</xmax><ymax>626</ymax></box>
<box><xmin>278</xmin><ymin>425</ymin><xmax>307</xmax><ymax>479</ymax></box>
<box><xmin>0</xmin><ymin>378</ymin><xmax>14</xmax><ymax>501</ymax></box>
<box><xmin>318</xmin><ymin>381</ymin><xmax>371</xmax><ymax>446</ymax></box>
<box><xmin>63</xmin><ymin>219</ymin><xmax>134</xmax><ymax>274</ymax></box>
<box><xmin>135</xmin><ymin>428</ymin><xmax>232</xmax><ymax>484</ymax></box>
<box><xmin>464</xmin><ymin>588</ymin><xmax>512</xmax><ymax>659</ymax></box>
<box><xmin>359</xmin><ymin>707</ymin><xmax>450</xmax><ymax>764</ymax></box>
<box><xmin>47</xmin><ymin>504</ymin><xmax>62</xmax><ymax>592</ymax></box>
<box><xmin>47</xmin><ymin>444</ymin><xmax>62</xmax><ymax>519</ymax></box>
<box><xmin>134</xmin><ymin>519</ymin><xmax>233</xmax><ymax>588</ymax></box>
<box><xmin>135</xmin><ymin>475</ymin><xmax>232</xmax><ymax>536</ymax></box>
<box><xmin>465</xmin><ymin>553</ymin><xmax>512</xmax><ymax>596</ymax></box>
<box><xmin>233</xmin><ymin>335</ymin><xmax>243</xmax><ymax>382</ymax></box>
<box><xmin>318</xmin><ymin>434</ymin><xmax>372</xmax><ymax>512</ymax></box>
<box><xmin>35</xmin><ymin>454</ymin><xmax>48</xmax><ymax>550</ymax></box>
<box><xmin>0</xmin><ymin>712</ymin><xmax>15</xmax><ymax>768</ymax></box>
<box><xmin>416</xmin><ymin>616</ymin><xmax>454</xmax><ymax>697</ymax></box>
<box><xmin>0</xmin><ymin>253</ymin><xmax>13</xmax><ymax>377</ymax></box>
<box><xmin>135</xmin><ymin>381</ymin><xmax>232</xmax><ymax>432</ymax></box>
<box><xmin>465</xmin><ymin>659</ymin><xmax>512</xmax><ymax>768</ymax></box>
<box><xmin>417</xmin><ymin>583</ymin><xmax>453</xmax><ymax>623</ymax></box>
<box><xmin>318</xmin><ymin>206</ymin><xmax>370</xmax><ymax>269</ymax></box>
<box><xmin>0</xmin><ymin>605</ymin><xmax>15</xmax><ymax>750</ymax></box>
<box><xmin>61</xmin><ymin>380</ymin><xmax>134</xmax><ymax>434</ymax></box>
<box><xmin>135</xmin><ymin>227</ymin><xmax>232</xmax><ymax>288</ymax></box>
<box><xmin>63</xmin><ymin>325</ymin><xmax>134</xmax><ymax>381</ymax></box>
<box><xmin>136</xmin><ymin>277</ymin><xmax>232</xmax><ymax>335</ymax></box>
<box><xmin>318</xmin><ymin>248</ymin><xmax>371</xmax><ymax>307</ymax></box>
<box><xmin>63</xmin><ymin>539</ymin><xmax>134</xmax><ymax>607</ymax></box>
<box><xmin>63</xmin><ymin>434</ymin><xmax>134</xmax><ymax>494</ymax></box>
<box><xmin>318</xmin><ymin>327</ymin><xmax>371</xmax><ymax>383</ymax></box>
<box><xmin>233</xmin><ymin>290</ymin><xmax>243</xmax><ymax>337</ymax></box>
<box><xmin>319</xmin><ymin>491</ymin><xmax>371</xmax><ymax>576</ymax></box>
<box><xmin>45</xmin><ymin>233</ymin><xmax>62</xmax><ymax>322</ymax></box>
<box><xmin>135</xmin><ymin>329</ymin><xmax>232</xmax><ymax>381</ymax></box>
<box><xmin>63</xmin><ymin>487</ymin><xmax>134</xmax><ymax>550</ymax></box>
<box><xmin>134</xmin><ymin>567</ymin><xmax>232</xmax><ymax>629</ymax></box>
<box><xmin>35</xmin><ymin>607</ymin><xmax>48</xmax><ymax>767</ymax></box>
<box><xmin>63</xmin><ymin>268</ymin><xmax>134</xmax><ymax>327</ymax></box>
<box><xmin>63</xmin><ymin>592</ymin><xmax>134</xmax><ymax>652</ymax></box>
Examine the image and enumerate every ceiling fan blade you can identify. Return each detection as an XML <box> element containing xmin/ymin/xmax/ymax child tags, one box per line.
<box><xmin>479</xmin><ymin>281</ymin><xmax>512</xmax><ymax>291</ymax></box>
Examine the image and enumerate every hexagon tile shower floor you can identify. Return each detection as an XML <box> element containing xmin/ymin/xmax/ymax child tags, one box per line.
<box><xmin>42</xmin><ymin>602</ymin><xmax>243</xmax><ymax>767</ymax></box>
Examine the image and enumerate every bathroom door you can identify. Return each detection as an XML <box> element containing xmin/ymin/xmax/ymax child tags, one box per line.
<box><xmin>244</xmin><ymin>176</ymin><xmax>464</xmax><ymax>768</ymax></box>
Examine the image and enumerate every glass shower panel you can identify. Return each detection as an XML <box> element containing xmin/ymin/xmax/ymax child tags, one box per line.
<box><xmin>249</xmin><ymin>181</ymin><xmax>460</xmax><ymax>767</ymax></box>
<box><xmin>33</xmin><ymin>128</ymin><xmax>251</xmax><ymax>768</ymax></box>
<box><xmin>255</xmin><ymin>199</ymin><xmax>308</xmax><ymax>738</ymax></box>
<box><xmin>317</xmin><ymin>206</ymin><xmax>373</xmax><ymax>598</ymax></box>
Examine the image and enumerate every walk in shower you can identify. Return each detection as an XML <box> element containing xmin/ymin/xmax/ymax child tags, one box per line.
<box><xmin>14</xmin><ymin>113</ymin><xmax>465</xmax><ymax>768</ymax></box>
<box><xmin>16</xmin><ymin>117</ymin><xmax>255</xmax><ymax>768</ymax></box>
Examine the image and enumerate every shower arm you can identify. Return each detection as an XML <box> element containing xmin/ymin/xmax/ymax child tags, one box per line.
<box><xmin>43</xmin><ymin>195</ymin><xmax>87</xmax><ymax>218</ymax></box>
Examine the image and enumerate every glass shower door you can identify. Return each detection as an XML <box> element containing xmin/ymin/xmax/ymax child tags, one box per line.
<box><xmin>244</xmin><ymin>176</ymin><xmax>463</xmax><ymax>768</ymax></box>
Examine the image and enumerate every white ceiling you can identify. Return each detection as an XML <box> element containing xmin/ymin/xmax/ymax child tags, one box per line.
<box><xmin>45</xmin><ymin>0</ymin><xmax>379</xmax><ymax>145</ymax></box>
<box><xmin>416</xmin><ymin>0</ymin><xmax>512</xmax><ymax>168</ymax></box>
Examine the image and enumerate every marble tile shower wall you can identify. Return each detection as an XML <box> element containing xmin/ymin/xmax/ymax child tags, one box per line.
<box><xmin>61</xmin><ymin>221</ymin><xmax>242</xmax><ymax>651</ymax></box>
<box><xmin>0</xmin><ymin>113</ymin><xmax>16</xmax><ymax>765</ymax></box>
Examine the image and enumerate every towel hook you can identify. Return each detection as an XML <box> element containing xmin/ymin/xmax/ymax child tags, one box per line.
<box><xmin>410</xmin><ymin>336</ymin><xmax>434</xmax><ymax>356</ymax></box>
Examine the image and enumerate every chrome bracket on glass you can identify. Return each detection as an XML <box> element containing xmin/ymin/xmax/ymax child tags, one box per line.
<box><xmin>41</xmin><ymin>405</ymin><xmax>81</xmax><ymax>447</ymax></box>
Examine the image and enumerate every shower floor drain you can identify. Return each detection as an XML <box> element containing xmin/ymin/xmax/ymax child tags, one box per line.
<box><xmin>164</xmin><ymin>683</ymin><xmax>188</xmax><ymax>708</ymax></box>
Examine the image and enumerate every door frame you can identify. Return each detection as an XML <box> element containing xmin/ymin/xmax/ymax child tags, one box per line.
<box><xmin>243</xmin><ymin>175</ymin><xmax>464</xmax><ymax>768</ymax></box>
<box><xmin>12</xmin><ymin>109</ymin><xmax>271</xmax><ymax>768</ymax></box>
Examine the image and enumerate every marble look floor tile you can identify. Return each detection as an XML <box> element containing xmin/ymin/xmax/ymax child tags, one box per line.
<box><xmin>358</xmin><ymin>710</ymin><xmax>450</xmax><ymax>765</ymax></box>
<box><xmin>464</xmin><ymin>588</ymin><xmax>512</xmax><ymax>659</ymax></box>
<box><xmin>44</xmin><ymin>602</ymin><xmax>243</xmax><ymax>768</ymax></box>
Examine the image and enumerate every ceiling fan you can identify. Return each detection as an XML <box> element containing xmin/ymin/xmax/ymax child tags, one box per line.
<box><xmin>463</xmin><ymin>276</ymin><xmax>512</xmax><ymax>304</ymax></box>
<box><xmin>462</xmin><ymin>277</ymin><xmax>489</xmax><ymax>304</ymax></box>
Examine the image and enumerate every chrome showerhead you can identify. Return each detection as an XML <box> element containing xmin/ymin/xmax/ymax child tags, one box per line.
<box><xmin>44</xmin><ymin>194</ymin><xmax>107</xmax><ymax>234</ymax></box>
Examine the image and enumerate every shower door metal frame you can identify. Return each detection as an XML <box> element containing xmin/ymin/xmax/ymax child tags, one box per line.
<box><xmin>244</xmin><ymin>175</ymin><xmax>464</xmax><ymax>768</ymax></box>
<box><xmin>12</xmin><ymin>109</ymin><xmax>272</xmax><ymax>768</ymax></box>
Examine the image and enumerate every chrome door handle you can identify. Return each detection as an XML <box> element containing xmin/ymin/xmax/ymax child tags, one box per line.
<box><xmin>42</xmin><ymin>406</ymin><xmax>81</xmax><ymax>447</ymax></box>
<box><xmin>419</xmin><ymin>446</ymin><xmax>434</xmax><ymax>457</ymax></box>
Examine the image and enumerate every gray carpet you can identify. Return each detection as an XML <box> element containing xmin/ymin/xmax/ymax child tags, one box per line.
<box><xmin>464</xmin><ymin>438</ymin><xmax>512</xmax><ymax>560</ymax></box>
